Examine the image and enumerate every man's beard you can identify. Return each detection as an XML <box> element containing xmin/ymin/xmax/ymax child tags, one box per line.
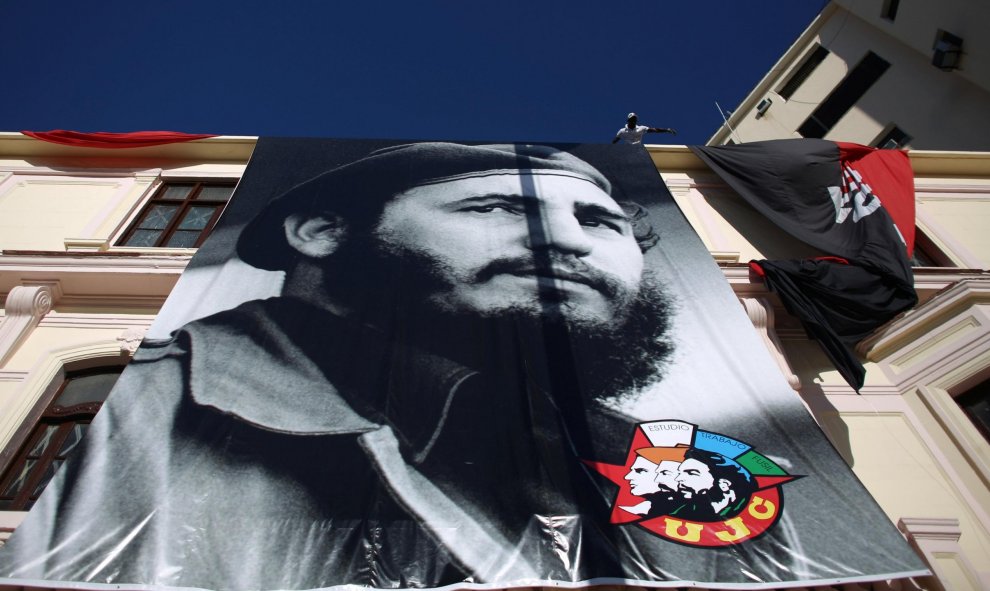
<box><xmin>323</xmin><ymin>236</ymin><xmax>675</xmax><ymax>402</ymax></box>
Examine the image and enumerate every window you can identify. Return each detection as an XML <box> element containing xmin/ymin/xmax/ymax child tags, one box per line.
<box><xmin>0</xmin><ymin>368</ymin><xmax>121</xmax><ymax>511</ymax></box>
<box><xmin>932</xmin><ymin>29</ymin><xmax>963</xmax><ymax>71</ymax></box>
<box><xmin>909</xmin><ymin>231</ymin><xmax>954</xmax><ymax>268</ymax></box>
<box><xmin>881</xmin><ymin>0</ymin><xmax>899</xmax><ymax>21</ymax></box>
<box><xmin>778</xmin><ymin>44</ymin><xmax>830</xmax><ymax>100</ymax></box>
<box><xmin>798</xmin><ymin>52</ymin><xmax>890</xmax><ymax>138</ymax></box>
<box><xmin>957</xmin><ymin>377</ymin><xmax>990</xmax><ymax>442</ymax></box>
<box><xmin>873</xmin><ymin>125</ymin><xmax>912</xmax><ymax>149</ymax></box>
<box><xmin>119</xmin><ymin>181</ymin><xmax>235</xmax><ymax>248</ymax></box>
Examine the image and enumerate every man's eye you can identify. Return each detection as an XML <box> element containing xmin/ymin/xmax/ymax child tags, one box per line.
<box><xmin>578</xmin><ymin>217</ymin><xmax>622</xmax><ymax>232</ymax></box>
<box><xmin>463</xmin><ymin>205</ymin><xmax>518</xmax><ymax>214</ymax></box>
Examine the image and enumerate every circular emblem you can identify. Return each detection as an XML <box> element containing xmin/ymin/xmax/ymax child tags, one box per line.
<box><xmin>585</xmin><ymin>420</ymin><xmax>800</xmax><ymax>547</ymax></box>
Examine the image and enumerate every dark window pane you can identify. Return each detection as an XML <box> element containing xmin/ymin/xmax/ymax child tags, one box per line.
<box><xmin>56</xmin><ymin>372</ymin><xmax>120</xmax><ymax>407</ymax></box>
<box><xmin>177</xmin><ymin>206</ymin><xmax>217</xmax><ymax>231</ymax></box>
<box><xmin>32</xmin><ymin>459</ymin><xmax>63</xmax><ymax>497</ymax></box>
<box><xmin>799</xmin><ymin>52</ymin><xmax>890</xmax><ymax>138</ymax></box>
<box><xmin>27</xmin><ymin>426</ymin><xmax>58</xmax><ymax>456</ymax></box>
<box><xmin>779</xmin><ymin>45</ymin><xmax>830</xmax><ymax>100</ymax></box>
<box><xmin>958</xmin><ymin>380</ymin><xmax>990</xmax><ymax>441</ymax></box>
<box><xmin>57</xmin><ymin>424</ymin><xmax>89</xmax><ymax>456</ymax></box>
<box><xmin>196</xmin><ymin>185</ymin><xmax>234</xmax><ymax>201</ymax></box>
<box><xmin>160</xmin><ymin>184</ymin><xmax>194</xmax><ymax>200</ymax></box>
<box><xmin>882</xmin><ymin>0</ymin><xmax>899</xmax><ymax>20</ymax></box>
<box><xmin>874</xmin><ymin>126</ymin><xmax>912</xmax><ymax>150</ymax></box>
<box><xmin>124</xmin><ymin>229</ymin><xmax>162</xmax><ymax>247</ymax></box>
<box><xmin>138</xmin><ymin>204</ymin><xmax>179</xmax><ymax>230</ymax></box>
<box><xmin>166</xmin><ymin>230</ymin><xmax>201</xmax><ymax>248</ymax></box>
<box><xmin>2</xmin><ymin>459</ymin><xmax>36</xmax><ymax>497</ymax></box>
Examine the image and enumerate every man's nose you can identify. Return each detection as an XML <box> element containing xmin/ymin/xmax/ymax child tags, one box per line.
<box><xmin>524</xmin><ymin>211</ymin><xmax>593</xmax><ymax>256</ymax></box>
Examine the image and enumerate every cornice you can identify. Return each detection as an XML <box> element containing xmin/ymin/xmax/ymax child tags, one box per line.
<box><xmin>863</xmin><ymin>278</ymin><xmax>990</xmax><ymax>359</ymax></box>
<box><xmin>0</xmin><ymin>253</ymin><xmax>189</xmax><ymax>302</ymax></box>
<box><xmin>0</xmin><ymin>133</ymin><xmax>256</xmax><ymax>164</ymax></box>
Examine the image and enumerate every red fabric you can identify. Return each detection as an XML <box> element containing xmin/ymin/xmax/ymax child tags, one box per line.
<box><xmin>815</xmin><ymin>256</ymin><xmax>850</xmax><ymax>265</ymax></box>
<box><xmin>837</xmin><ymin>142</ymin><xmax>915</xmax><ymax>257</ymax></box>
<box><xmin>22</xmin><ymin>130</ymin><xmax>217</xmax><ymax>149</ymax></box>
<box><xmin>748</xmin><ymin>260</ymin><xmax>766</xmax><ymax>278</ymax></box>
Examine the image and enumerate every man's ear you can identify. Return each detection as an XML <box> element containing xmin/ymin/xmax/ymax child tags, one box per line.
<box><xmin>283</xmin><ymin>213</ymin><xmax>348</xmax><ymax>259</ymax></box>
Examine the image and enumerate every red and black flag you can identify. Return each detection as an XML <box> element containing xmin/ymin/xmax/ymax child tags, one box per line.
<box><xmin>691</xmin><ymin>139</ymin><xmax>917</xmax><ymax>390</ymax></box>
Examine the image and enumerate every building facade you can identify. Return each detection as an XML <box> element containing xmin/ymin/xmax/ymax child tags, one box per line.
<box><xmin>709</xmin><ymin>0</ymin><xmax>990</xmax><ymax>151</ymax></box>
<box><xmin>0</xmin><ymin>133</ymin><xmax>988</xmax><ymax>590</ymax></box>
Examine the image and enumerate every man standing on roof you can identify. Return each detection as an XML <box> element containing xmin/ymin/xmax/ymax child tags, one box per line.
<box><xmin>612</xmin><ymin>113</ymin><xmax>677</xmax><ymax>145</ymax></box>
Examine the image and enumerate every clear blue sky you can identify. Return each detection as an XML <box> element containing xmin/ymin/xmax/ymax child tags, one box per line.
<box><xmin>0</xmin><ymin>1</ymin><xmax>826</xmax><ymax>146</ymax></box>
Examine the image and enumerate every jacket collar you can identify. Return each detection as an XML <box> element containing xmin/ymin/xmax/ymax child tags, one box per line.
<box><xmin>181</xmin><ymin>299</ymin><xmax>381</xmax><ymax>435</ymax></box>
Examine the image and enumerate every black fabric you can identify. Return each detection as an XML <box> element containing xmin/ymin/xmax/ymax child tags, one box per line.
<box><xmin>691</xmin><ymin>140</ymin><xmax>917</xmax><ymax>390</ymax></box>
<box><xmin>754</xmin><ymin>259</ymin><xmax>917</xmax><ymax>389</ymax></box>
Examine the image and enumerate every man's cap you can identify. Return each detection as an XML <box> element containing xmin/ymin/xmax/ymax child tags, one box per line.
<box><xmin>627</xmin><ymin>112</ymin><xmax>638</xmax><ymax>120</ymax></box>
<box><xmin>237</xmin><ymin>142</ymin><xmax>612</xmax><ymax>271</ymax></box>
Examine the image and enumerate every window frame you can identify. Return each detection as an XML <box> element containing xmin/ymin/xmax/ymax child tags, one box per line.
<box><xmin>798</xmin><ymin>51</ymin><xmax>891</xmax><ymax>138</ymax></box>
<box><xmin>0</xmin><ymin>368</ymin><xmax>122</xmax><ymax>511</ymax></box>
<box><xmin>777</xmin><ymin>44</ymin><xmax>831</xmax><ymax>101</ymax></box>
<box><xmin>881</xmin><ymin>0</ymin><xmax>900</xmax><ymax>21</ymax></box>
<box><xmin>117</xmin><ymin>180</ymin><xmax>236</xmax><ymax>249</ymax></box>
<box><xmin>873</xmin><ymin>124</ymin><xmax>913</xmax><ymax>150</ymax></box>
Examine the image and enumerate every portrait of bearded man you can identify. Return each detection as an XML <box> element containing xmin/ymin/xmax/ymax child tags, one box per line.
<box><xmin>0</xmin><ymin>142</ymin><xmax>678</xmax><ymax>590</ymax></box>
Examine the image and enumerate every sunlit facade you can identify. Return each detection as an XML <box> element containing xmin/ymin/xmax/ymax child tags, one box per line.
<box><xmin>709</xmin><ymin>0</ymin><xmax>990</xmax><ymax>151</ymax></box>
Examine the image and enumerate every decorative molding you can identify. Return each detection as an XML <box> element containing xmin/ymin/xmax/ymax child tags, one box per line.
<box><xmin>658</xmin><ymin>176</ymin><xmax>731</xmax><ymax>191</ymax></box>
<box><xmin>864</xmin><ymin>279</ymin><xmax>990</xmax><ymax>388</ymax></box>
<box><xmin>0</xmin><ymin>253</ymin><xmax>189</xmax><ymax>305</ymax></box>
<box><xmin>160</xmin><ymin>170</ymin><xmax>243</xmax><ymax>180</ymax></box>
<box><xmin>914</xmin><ymin>184</ymin><xmax>990</xmax><ymax>197</ymax></box>
<box><xmin>40</xmin><ymin>313</ymin><xmax>156</xmax><ymax>329</ymax></box>
<box><xmin>819</xmin><ymin>383</ymin><xmax>902</xmax><ymax>397</ymax></box>
<box><xmin>108</xmin><ymin>246</ymin><xmax>198</xmax><ymax>256</ymax></box>
<box><xmin>0</xmin><ymin>282</ymin><xmax>61</xmax><ymax>366</ymax></box>
<box><xmin>740</xmin><ymin>296</ymin><xmax>800</xmax><ymax>390</ymax></box>
<box><xmin>897</xmin><ymin>517</ymin><xmax>985</xmax><ymax>591</ymax></box>
<box><xmin>0</xmin><ymin>370</ymin><xmax>28</xmax><ymax>383</ymax></box>
<box><xmin>899</xmin><ymin>517</ymin><xmax>961</xmax><ymax>542</ymax></box>
<box><xmin>916</xmin><ymin>386</ymin><xmax>990</xmax><ymax>492</ymax></box>
<box><xmin>0</xmin><ymin>166</ymin><xmax>164</xmax><ymax>177</ymax></box>
<box><xmin>118</xmin><ymin>327</ymin><xmax>148</xmax><ymax>355</ymax></box>
<box><xmin>64</xmin><ymin>237</ymin><xmax>111</xmax><ymax>252</ymax></box>
<box><xmin>711</xmin><ymin>251</ymin><xmax>741</xmax><ymax>264</ymax></box>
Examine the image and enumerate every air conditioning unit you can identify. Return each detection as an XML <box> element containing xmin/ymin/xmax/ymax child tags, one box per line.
<box><xmin>932</xmin><ymin>30</ymin><xmax>963</xmax><ymax>71</ymax></box>
<box><xmin>755</xmin><ymin>98</ymin><xmax>772</xmax><ymax>118</ymax></box>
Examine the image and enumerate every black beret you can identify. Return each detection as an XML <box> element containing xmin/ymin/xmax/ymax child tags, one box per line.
<box><xmin>237</xmin><ymin>142</ymin><xmax>612</xmax><ymax>271</ymax></box>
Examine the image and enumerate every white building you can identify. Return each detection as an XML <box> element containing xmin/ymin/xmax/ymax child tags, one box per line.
<box><xmin>709</xmin><ymin>0</ymin><xmax>990</xmax><ymax>151</ymax></box>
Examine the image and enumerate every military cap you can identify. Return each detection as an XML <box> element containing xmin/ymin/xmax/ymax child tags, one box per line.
<box><xmin>237</xmin><ymin>142</ymin><xmax>612</xmax><ymax>271</ymax></box>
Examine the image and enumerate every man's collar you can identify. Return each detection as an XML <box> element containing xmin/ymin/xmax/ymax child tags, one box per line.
<box><xmin>180</xmin><ymin>299</ymin><xmax>380</xmax><ymax>435</ymax></box>
<box><xmin>177</xmin><ymin>297</ymin><xmax>479</xmax><ymax>453</ymax></box>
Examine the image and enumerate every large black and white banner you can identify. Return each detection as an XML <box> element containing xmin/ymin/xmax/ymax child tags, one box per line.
<box><xmin>0</xmin><ymin>139</ymin><xmax>926</xmax><ymax>589</ymax></box>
